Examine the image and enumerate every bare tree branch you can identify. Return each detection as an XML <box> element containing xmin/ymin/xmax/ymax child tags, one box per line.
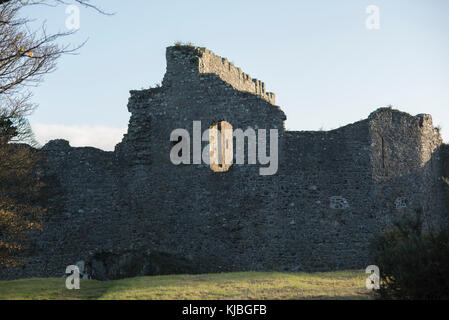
<box><xmin>0</xmin><ymin>0</ymin><xmax>111</xmax><ymax>267</ymax></box>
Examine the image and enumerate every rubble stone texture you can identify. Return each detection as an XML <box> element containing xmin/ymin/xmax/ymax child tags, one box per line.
<box><xmin>1</xmin><ymin>45</ymin><xmax>448</xmax><ymax>280</ymax></box>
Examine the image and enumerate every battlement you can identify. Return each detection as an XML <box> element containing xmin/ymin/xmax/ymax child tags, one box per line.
<box><xmin>165</xmin><ymin>45</ymin><xmax>276</xmax><ymax>104</ymax></box>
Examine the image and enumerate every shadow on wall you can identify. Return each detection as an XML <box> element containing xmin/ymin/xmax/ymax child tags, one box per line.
<box><xmin>371</xmin><ymin>144</ymin><xmax>449</xmax><ymax>233</ymax></box>
<box><xmin>441</xmin><ymin>144</ymin><xmax>449</xmax><ymax>211</ymax></box>
<box><xmin>84</xmin><ymin>249</ymin><xmax>199</xmax><ymax>281</ymax></box>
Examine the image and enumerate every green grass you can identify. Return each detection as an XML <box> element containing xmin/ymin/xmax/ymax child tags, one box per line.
<box><xmin>0</xmin><ymin>270</ymin><xmax>374</xmax><ymax>300</ymax></box>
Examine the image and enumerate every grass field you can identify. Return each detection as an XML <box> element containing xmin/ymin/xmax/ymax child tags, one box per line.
<box><xmin>0</xmin><ymin>270</ymin><xmax>374</xmax><ymax>300</ymax></box>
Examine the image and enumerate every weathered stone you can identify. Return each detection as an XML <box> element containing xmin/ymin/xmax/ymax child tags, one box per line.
<box><xmin>1</xmin><ymin>45</ymin><xmax>448</xmax><ymax>280</ymax></box>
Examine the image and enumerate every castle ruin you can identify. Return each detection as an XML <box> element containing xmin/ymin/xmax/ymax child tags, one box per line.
<box><xmin>1</xmin><ymin>45</ymin><xmax>448</xmax><ymax>280</ymax></box>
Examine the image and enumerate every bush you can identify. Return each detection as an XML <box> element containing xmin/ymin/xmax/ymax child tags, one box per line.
<box><xmin>370</xmin><ymin>208</ymin><xmax>449</xmax><ymax>299</ymax></box>
<box><xmin>174</xmin><ymin>41</ymin><xmax>194</xmax><ymax>47</ymax></box>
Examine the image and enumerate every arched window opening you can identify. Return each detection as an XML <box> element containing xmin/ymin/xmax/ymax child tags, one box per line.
<box><xmin>209</xmin><ymin>121</ymin><xmax>233</xmax><ymax>172</ymax></box>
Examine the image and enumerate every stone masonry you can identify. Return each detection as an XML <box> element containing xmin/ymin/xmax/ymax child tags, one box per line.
<box><xmin>1</xmin><ymin>45</ymin><xmax>448</xmax><ymax>280</ymax></box>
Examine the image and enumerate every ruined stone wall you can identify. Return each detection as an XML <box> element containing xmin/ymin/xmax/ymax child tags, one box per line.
<box><xmin>1</xmin><ymin>140</ymin><xmax>125</xmax><ymax>279</ymax></box>
<box><xmin>163</xmin><ymin>46</ymin><xmax>275</xmax><ymax>104</ymax></box>
<box><xmin>438</xmin><ymin>143</ymin><xmax>449</xmax><ymax>217</ymax></box>
<box><xmin>1</xmin><ymin>45</ymin><xmax>447</xmax><ymax>280</ymax></box>
<box><xmin>368</xmin><ymin>109</ymin><xmax>448</xmax><ymax>230</ymax></box>
<box><xmin>277</xmin><ymin>120</ymin><xmax>375</xmax><ymax>270</ymax></box>
<box><xmin>114</xmin><ymin>46</ymin><xmax>286</xmax><ymax>273</ymax></box>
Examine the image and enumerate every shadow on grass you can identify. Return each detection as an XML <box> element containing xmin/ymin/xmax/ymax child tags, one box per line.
<box><xmin>0</xmin><ymin>278</ymin><xmax>109</xmax><ymax>300</ymax></box>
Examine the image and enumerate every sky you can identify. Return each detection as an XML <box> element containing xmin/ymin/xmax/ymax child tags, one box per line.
<box><xmin>22</xmin><ymin>0</ymin><xmax>449</xmax><ymax>151</ymax></box>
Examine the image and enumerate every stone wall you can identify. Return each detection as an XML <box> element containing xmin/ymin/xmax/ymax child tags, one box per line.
<box><xmin>1</xmin><ymin>45</ymin><xmax>447</xmax><ymax>280</ymax></box>
<box><xmin>441</xmin><ymin>143</ymin><xmax>449</xmax><ymax>212</ymax></box>
<box><xmin>163</xmin><ymin>46</ymin><xmax>275</xmax><ymax>104</ymax></box>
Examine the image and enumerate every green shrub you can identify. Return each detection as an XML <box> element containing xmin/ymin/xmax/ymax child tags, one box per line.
<box><xmin>370</xmin><ymin>208</ymin><xmax>449</xmax><ymax>299</ymax></box>
<box><xmin>174</xmin><ymin>41</ymin><xmax>194</xmax><ymax>47</ymax></box>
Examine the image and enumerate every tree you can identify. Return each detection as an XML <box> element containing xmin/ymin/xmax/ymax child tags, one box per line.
<box><xmin>0</xmin><ymin>119</ymin><xmax>44</xmax><ymax>267</ymax></box>
<box><xmin>1</xmin><ymin>0</ymin><xmax>111</xmax><ymax>130</ymax></box>
<box><xmin>0</xmin><ymin>0</ymin><xmax>109</xmax><ymax>267</ymax></box>
<box><xmin>370</xmin><ymin>208</ymin><xmax>449</xmax><ymax>299</ymax></box>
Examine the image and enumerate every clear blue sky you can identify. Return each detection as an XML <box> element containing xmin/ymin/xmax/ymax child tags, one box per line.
<box><xmin>23</xmin><ymin>0</ymin><xmax>449</xmax><ymax>150</ymax></box>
